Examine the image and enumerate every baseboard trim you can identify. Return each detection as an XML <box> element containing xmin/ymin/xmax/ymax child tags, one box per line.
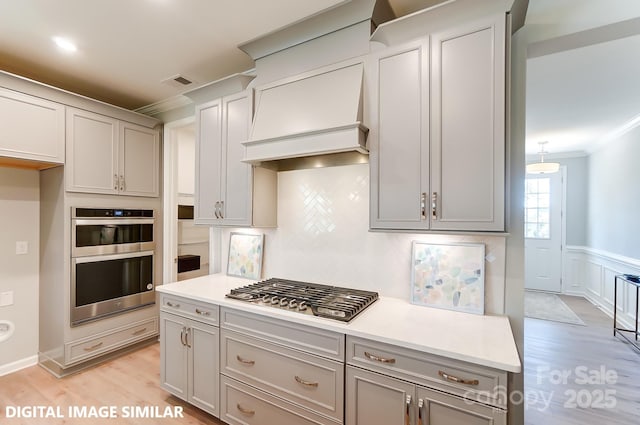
<box><xmin>0</xmin><ymin>355</ymin><xmax>38</xmax><ymax>377</ymax></box>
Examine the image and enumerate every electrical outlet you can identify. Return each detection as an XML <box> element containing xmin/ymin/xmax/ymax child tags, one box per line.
<box><xmin>0</xmin><ymin>291</ymin><xmax>14</xmax><ymax>307</ymax></box>
<box><xmin>15</xmin><ymin>241</ymin><xmax>28</xmax><ymax>255</ymax></box>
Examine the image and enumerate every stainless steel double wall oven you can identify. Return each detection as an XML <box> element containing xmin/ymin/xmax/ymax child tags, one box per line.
<box><xmin>71</xmin><ymin>207</ymin><xmax>155</xmax><ymax>325</ymax></box>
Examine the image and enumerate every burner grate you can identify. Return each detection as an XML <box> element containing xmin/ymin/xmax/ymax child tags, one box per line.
<box><xmin>226</xmin><ymin>278</ymin><xmax>378</xmax><ymax>322</ymax></box>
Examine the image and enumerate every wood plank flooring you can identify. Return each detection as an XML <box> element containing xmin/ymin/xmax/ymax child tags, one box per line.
<box><xmin>525</xmin><ymin>295</ymin><xmax>640</xmax><ymax>425</ymax></box>
<box><xmin>0</xmin><ymin>343</ymin><xmax>224</xmax><ymax>425</ymax></box>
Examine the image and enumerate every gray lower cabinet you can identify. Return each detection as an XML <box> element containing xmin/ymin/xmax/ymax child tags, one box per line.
<box><xmin>219</xmin><ymin>307</ymin><xmax>343</xmax><ymax>425</ymax></box>
<box><xmin>346</xmin><ymin>366</ymin><xmax>506</xmax><ymax>425</ymax></box>
<box><xmin>160</xmin><ymin>310</ymin><xmax>220</xmax><ymax>417</ymax></box>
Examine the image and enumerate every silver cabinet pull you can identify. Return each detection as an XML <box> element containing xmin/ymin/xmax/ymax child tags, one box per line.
<box><xmin>114</xmin><ymin>174</ymin><xmax>118</xmax><ymax>190</ymax></box>
<box><xmin>431</xmin><ymin>192</ymin><xmax>438</xmax><ymax>220</ymax></box>
<box><xmin>295</xmin><ymin>376</ymin><xmax>319</xmax><ymax>387</ymax></box>
<box><xmin>438</xmin><ymin>370</ymin><xmax>479</xmax><ymax>386</ymax></box>
<box><xmin>236</xmin><ymin>404</ymin><xmax>255</xmax><ymax>416</ymax></box>
<box><xmin>219</xmin><ymin>201</ymin><xmax>224</xmax><ymax>219</ymax></box>
<box><xmin>405</xmin><ymin>395</ymin><xmax>411</xmax><ymax>425</ymax></box>
<box><xmin>236</xmin><ymin>355</ymin><xmax>255</xmax><ymax>365</ymax></box>
<box><xmin>195</xmin><ymin>308</ymin><xmax>210</xmax><ymax>316</ymax></box>
<box><xmin>421</xmin><ymin>192</ymin><xmax>427</xmax><ymax>220</ymax></box>
<box><xmin>180</xmin><ymin>328</ymin><xmax>186</xmax><ymax>346</ymax></box>
<box><xmin>214</xmin><ymin>201</ymin><xmax>221</xmax><ymax>219</ymax></box>
<box><xmin>132</xmin><ymin>327</ymin><xmax>147</xmax><ymax>336</ymax></box>
<box><xmin>185</xmin><ymin>327</ymin><xmax>191</xmax><ymax>348</ymax></box>
<box><xmin>418</xmin><ymin>398</ymin><xmax>424</xmax><ymax>424</ymax></box>
<box><xmin>166</xmin><ymin>301</ymin><xmax>180</xmax><ymax>308</ymax></box>
<box><xmin>364</xmin><ymin>351</ymin><xmax>396</xmax><ymax>364</ymax></box>
<box><xmin>83</xmin><ymin>342</ymin><xmax>103</xmax><ymax>352</ymax></box>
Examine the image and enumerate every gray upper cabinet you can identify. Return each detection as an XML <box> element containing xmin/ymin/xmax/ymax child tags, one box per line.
<box><xmin>66</xmin><ymin>108</ymin><xmax>159</xmax><ymax>197</ymax></box>
<box><xmin>430</xmin><ymin>15</ymin><xmax>505</xmax><ymax>231</ymax></box>
<box><xmin>369</xmin><ymin>39</ymin><xmax>429</xmax><ymax>230</ymax></box>
<box><xmin>195</xmin><ymin>90</ymin><xmax>276</xmax><ymax>227</ymax></box>
<box><xmin>0</xmin><ymin>87</ymin><xmax>65</xmax><ymax>166</ymax></box>
<box><xmin>369</xmin><ymin>13</ymin><xmax>506</xmax><ymax>232</ymax></box>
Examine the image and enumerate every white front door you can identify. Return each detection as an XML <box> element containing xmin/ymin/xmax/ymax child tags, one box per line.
<box><xmin>525</xmin><ymin>170</ymin><xmax>563</xmax><ymax>292</ymax></box>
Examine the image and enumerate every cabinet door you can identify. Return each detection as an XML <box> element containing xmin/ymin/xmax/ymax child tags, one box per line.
<box><xmin>369</xmin><ymin>40</ymin><xmax>429</xmax><ymax>230</ymax></box>
<box><xmin>0</xmin><ymin>87</ymin><xmax>65</xmax><ymax>164</ymax></box>
<box><xmin>416</xmin><ymin>386</ymin><xmax>506</xmax><ymax>425</ymax></box>
<box><xmin>159</xmin><ymin>313</ymin><xmax>188</xmax><ymax>400</ymax></box>
<box><xmin>66</xmin><ymin>108</ymin><xmax>118</xmax><ymax>194</ymax></box>
<box><xmin>346</xmin><ymin>366</ymin><xmax>415</xmax><ymax>425</ymax></box>
<box><xmin>195</xmin><ymin>99</ymin><xmax>223</xmax><ymax>224</ymax></box>
<box><xmin>188</xmin><ymin>320</ymin><xmax>220</xmax><ymax>416</ymax></box>
<box><xmin>430</xmin><ymin>15</ymin><xmax>506</xmax><ymax>231</ymax></box>
<box><xmin>119</xmin><ymin>122</ymin><xmax>160</xmax><ymax>197</ymax></box>
<box><xmin>220</xmin><ymin>90</ymin><xmax>253</xmax><ymax>226</ymax></box>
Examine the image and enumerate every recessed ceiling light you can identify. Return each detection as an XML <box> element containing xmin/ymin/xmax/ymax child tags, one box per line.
<box><xmin>52</xmin><ymin>36</ymin><xmax>77</xmax><ymax>53</ymax></box>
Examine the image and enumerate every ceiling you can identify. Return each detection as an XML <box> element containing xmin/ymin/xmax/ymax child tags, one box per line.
<box><xmin>0</xmin><ymin>0</ymin><xmax>437</xmax><ymax>111</ymax></box>
<box><xmin>3</xmin><ymin>1</ymin><xmax>638</xmax><ymax>157</ymax></box>
<box><xmin>525</xmin><ymin>0</ymin><xmax>640</xmax><ymax>155</ymax></box>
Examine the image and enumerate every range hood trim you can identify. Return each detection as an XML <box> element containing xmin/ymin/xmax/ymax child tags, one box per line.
<box><xmin>242</xmin><ymin>122</ymin><xmax>368</xmax><ymax>164</ymax></box>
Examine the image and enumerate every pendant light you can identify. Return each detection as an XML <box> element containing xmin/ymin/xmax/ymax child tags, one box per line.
<box><xmin>526</xmin><ymin>141</ymin><xmax>560</xmax><ymax>174</ymax></box>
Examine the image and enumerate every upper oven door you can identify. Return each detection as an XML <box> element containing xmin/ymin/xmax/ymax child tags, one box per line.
<box><xmin>72</xmin><ymin>218</ymin><xmax>155</xmax><ymax>257</ymax></box>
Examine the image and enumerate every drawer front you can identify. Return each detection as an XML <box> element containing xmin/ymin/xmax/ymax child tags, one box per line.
<box><xmin>160</xmin><ymin>294</ymin><xmax>218</xmax><ymax>326</ymax></box>
<box><xmin>220</xmin><ymin>376</ymin><xmax>338</xmax><ymax>425</ymax></box>
<box><xmin>221</xmin><ymin>307</ymin><xmax>344</xmax><ymax>361</ymax></box>
<box><xmin>221</xmin><ymin>329</ymin><xmax>343</xmax><ymax>421</ymax></box>
<box><xmin>347</xmin><ymin>336</ymin><xmax>507</xmax><ymax>409</ymax></box>
<box><xmin>66</xmin><ymin>317</ymin><xmax>158</xmax><ymax>365</ymax></box>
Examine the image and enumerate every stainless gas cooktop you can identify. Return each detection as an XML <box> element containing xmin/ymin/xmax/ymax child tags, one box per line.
<box><xmin>225</xmin><ymin>278</ymin><xmax>378</xmax><ymax>322</ymax></box>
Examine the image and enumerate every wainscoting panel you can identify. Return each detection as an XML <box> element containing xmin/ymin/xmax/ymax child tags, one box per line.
<box><xmin>563</xmin><ymin>246</ymin><xmax>640</xmax><ymax>330</ymax></box>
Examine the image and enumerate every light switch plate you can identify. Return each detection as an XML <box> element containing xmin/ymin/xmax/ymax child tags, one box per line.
<box><xmin>15</xmin><ymin>241</ymin><xmax>28</xmax><ymax>255</ymax></box>
<box><xmin>0</xmin><ymin>291</ymin><xmax>14</xmax><ymax>307</ymax></box>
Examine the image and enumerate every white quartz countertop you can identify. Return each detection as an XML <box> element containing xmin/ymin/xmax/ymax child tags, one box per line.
<box><xmin>156</xmin><ymin>274</ymin><xmax>521</xmax><ymax>373</ymax></box>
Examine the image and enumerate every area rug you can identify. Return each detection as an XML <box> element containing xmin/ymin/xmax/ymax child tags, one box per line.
<box><xmin>524</xmin><ymin>291</ymin><xmax>585</xmax><ymax>326</ymax></box>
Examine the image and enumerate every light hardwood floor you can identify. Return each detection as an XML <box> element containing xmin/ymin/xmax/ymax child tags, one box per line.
<box><xmin>0</xmin><ymin>343</ymin><xmax>224</xmax><ymax>425</ymax></box>
<box><xmin>525</xmin><ymin>295</ymin><xmax>640</xmax><ymax>425</ymax></box>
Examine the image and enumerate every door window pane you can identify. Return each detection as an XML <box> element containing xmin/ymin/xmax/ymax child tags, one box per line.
<box><xmin>524</xmin><ymin>177</ymin><xmax>551</xmax><ymax>239</ymax></box>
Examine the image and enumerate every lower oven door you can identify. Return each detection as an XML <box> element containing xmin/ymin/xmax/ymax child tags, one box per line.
<box><xmin>71</xmin><ymin>251</ymin><xmax>155</xmax><ymax>326</ymax></box>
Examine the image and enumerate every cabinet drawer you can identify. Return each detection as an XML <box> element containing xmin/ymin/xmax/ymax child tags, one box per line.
<box><xmin>220</xmin><ymin>376</ymin><xmax>338</xmax><ymax>425</ymax></box>
<box><xmin>66</xmin><ymin>317</ymin><xmax>158</xmax><ymax>365</ymax></box>
<box><xmin>347</xmin><ymin>336</ymin><xmax>507</xmax><ymax>409</ymax></box>
<box><xmin>160</xmin><ymin>294</ymin><xmax>218</xmax><ymax>326</ymax></box>
<box><xmin>221</xmin><ymin>329</ymin><xmax>343</xmax><ymax>421</ymax></box>
<box><xmin>220</xmin><ymin>307</ymin><xmax>344</xmax><ymax>361</ymax></box>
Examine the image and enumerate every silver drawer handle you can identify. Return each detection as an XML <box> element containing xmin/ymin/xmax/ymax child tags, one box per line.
<box><xmin>83</xmin><ymin>342</ymin><xmax>104</xmax><ymax>352</ymax></box>
<box><xmin>236</xmin><ymin>355</ymin><xmax>255</xmax><ymax>366</ymax></box>
<box><xmin>195</xmin><ymin>308</ymin><xmax>210</xmax><ymax>316</ymax></box>
<box><xmin>236</xmin><ymin>403</ymin><xmax>255</xmax><ymax>416</ymax></box>
<box><xmin>132</xmin><ymin>327</ymin><xmax>147</xmax><ymax>336</ymax></box>
<box><xmin>438</xmin><ymin>370</ymin><xmax>479</xmax><ymax>386</ymax></box>
<box><xmin>166</xmin><ymin>301</ymin><xmax>180</xmax><ymax>308</ymax></box>
<box><xmin>295</xmin><ymin>376</ymin><xmax>319</xmax><ymax>387</ymax></box>
<box><xmin>364</xmin><ymin>351</ymin><xmax>396</xmax><ymax>364</ymax></box>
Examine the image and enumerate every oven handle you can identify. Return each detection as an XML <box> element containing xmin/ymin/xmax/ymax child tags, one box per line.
<box><xmin>72</xmin><ymin>250</ymin><xmax>154</xmax><ymax>264</ymax></box>
<box><xmin>73</xmin><ymin>218</ymin><xmax>155</xmax><ymax>226</ymax></box>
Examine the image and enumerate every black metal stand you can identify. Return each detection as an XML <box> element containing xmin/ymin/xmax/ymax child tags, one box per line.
<box><xmin>613</xmin><ymin>274</ymin><xmax>640</xmax><ymax>353</ymax></box>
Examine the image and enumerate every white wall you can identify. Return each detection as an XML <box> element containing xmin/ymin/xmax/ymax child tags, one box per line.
<box><xmin>556</xmin><ymin>156</ymin><xmax>588</xmax><ymax>246</ymax></box>
<box><xmin>221</xmin><ymin>164</ymin><xmax>508</xmax><ymax>315</ymax></box>
<box><xmin>0</xmin><ymin>167</ymin><xmax>39</xmax><ymax>374</ymax></box>
<box><xmin>588</xmin><ymin>125</ymin><xmax>640</xmax><ymax>259</ymax></box>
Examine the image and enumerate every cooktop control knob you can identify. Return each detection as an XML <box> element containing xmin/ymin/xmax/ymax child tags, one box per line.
<box><xmin>298</xmin><ymin>301</ymin><xmax>307</xmax><ymax>311</ymax></box>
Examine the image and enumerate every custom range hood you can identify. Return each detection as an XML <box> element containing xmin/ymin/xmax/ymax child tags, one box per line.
<box><xmin>239</xmin><ymin>0</ymin><xmax>396</xmax><ymax>167</ymax></box>
<box><xmin>242</xmin><ymin>61</ymin><xmax>368</xmax><ymax>166</ymax></box>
